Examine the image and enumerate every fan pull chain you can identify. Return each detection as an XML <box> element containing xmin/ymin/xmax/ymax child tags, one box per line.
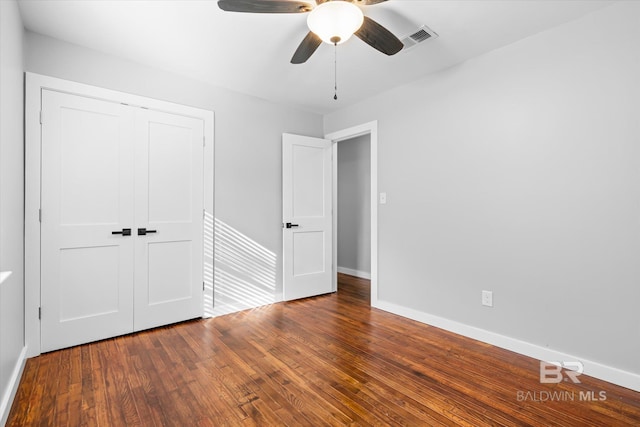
<box><xmin>334</xmin><ymin>42</ymin><xmax>338</xmax><ymax>101</ymax></box>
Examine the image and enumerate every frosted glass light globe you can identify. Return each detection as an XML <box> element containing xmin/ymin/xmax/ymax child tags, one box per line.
<box><xmin>307</xmin><ymin>1</ymin><xmax>364</xmax><ymax>45</ymax></box>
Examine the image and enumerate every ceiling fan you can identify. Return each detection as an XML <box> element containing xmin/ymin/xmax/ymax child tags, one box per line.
<box><xmin>217</xmin><ymin>0</ymin><xmax>404</xmax><ymax>64</ymax></box>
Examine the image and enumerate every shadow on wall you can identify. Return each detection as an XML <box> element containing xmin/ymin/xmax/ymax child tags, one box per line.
<box><xmin>212</xmin><ymin>218</ymin><xmax>277</xmax><ymax>316</ymax></box>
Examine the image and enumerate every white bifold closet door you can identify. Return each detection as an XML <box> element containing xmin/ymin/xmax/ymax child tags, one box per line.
<box><xmin>133</xmin><ymin>109</ymin><xmax>204</xmax><ymax>331</ymax></box>
<box><xmin>40</xmin><ymin>90</ymin><xmax>203</xmax><ymax>352</ymax></box>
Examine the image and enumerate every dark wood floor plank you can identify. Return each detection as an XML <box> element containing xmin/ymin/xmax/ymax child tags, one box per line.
<box><xmin>7</xmin><ymin>273</ymin><xmax>640</xmax><ymax>426</ymax></box>
<box><xmin>277</xmin><ymin>305</ymin><xmax>503</xmax><ymax>426</ymax></box>
<box><xmin>78</xmin><ymin>345</ymin><xmax>97</xmax><ymax>427</ymax></box>
<box><xmin>6</xmin><ymin>356</ymin><xmax>38</xmax><ymax>427</ymax></box>
<box><xmin>274</xmin><ymin>300</ymin><xmax>503</xmax><ymax>425</ymax></box>
<box><xmin>249</xmin><ymin>340</ymin><xmax>365</xmax><ymax>425</ymax></box>
<box><xmin>267</xmin><ymin>317</ymin><xmax>458</xmax><ymax>426</ymax></box>
<box><xmin>216</xmin><ymin>324</ymin><xmax>353</xmax><ymax>426</ymax></box>
<box><xmin>64</xmin><ymin>346</ymin><xmax>83</xmax><ymax>427</ymax></box>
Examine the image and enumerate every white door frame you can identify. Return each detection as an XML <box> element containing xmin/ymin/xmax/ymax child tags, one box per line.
<box><xmin>25</xmin><ymin>73</ymin><xmax>215</xmax><ymax>357</ymax></box>
<box><xmin>325</xmin><ymin>121</ymin><xmax>378</xmax><ymax>306</ymax></box>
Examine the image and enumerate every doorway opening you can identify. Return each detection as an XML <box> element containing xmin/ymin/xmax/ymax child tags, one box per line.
<box><xmin>326</xmin><ymin>121</ymin><xmax>378</xmax><ymax>307</ymax></box>
<box><xmin>336</xmin><ymin>134</ymin><xmax>371</xmax><ymax>299</ymax></box>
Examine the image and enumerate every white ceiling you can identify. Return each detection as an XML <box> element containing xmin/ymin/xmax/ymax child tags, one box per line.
<box><xmin>18</xmin><ymin>0</ymin><xmax>613</xmax><ymax>114</ymax></box>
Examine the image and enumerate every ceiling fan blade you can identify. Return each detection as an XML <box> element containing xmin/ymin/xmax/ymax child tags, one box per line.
<box><xmin>353</xmin><ymin>0</ymin><xmax>388</xmax><ymax>5</ymax></box>
<box><xmin>355</xmin><ymin>16</ymin><xmax>403</xmax><ymax>56</ymax></box>
<box><xmin>291</xmin><ymin>32</ymin><xmax>322</xmax><ymax>64</ymax></box>
<box><xmin>218</xmin><ymin>0</ymin><xmax>313</xmax><ymax>13</ymax></box>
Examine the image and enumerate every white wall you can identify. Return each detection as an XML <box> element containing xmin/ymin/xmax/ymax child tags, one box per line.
<box><xmin>0</xmin><ymin>0</ymin><xmax>26</xmax><ymax>422</ymax></box>
<box><xmin>324</xmin><ymin>1</ymin><xmax>640</xmax><ymax>388</ymax></box>
<box><xmin>24</xmin><ymin>32</ymin><xmax>324</xmax><ymax>315</ymax></box>
<box><xmin>337</xmin><ymin>135</ymin><xmax>371</xmax><ymax>278</ymax></box>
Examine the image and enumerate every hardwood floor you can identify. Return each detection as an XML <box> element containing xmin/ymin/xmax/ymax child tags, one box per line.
<box><xmin>7</xmin><ymin>273</ymin><xmax>640</xmax><ymax>426</ymax></box>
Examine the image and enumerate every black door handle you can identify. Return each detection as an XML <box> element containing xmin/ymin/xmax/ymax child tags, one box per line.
<box><xmin>137</xmin><ymin>228</ymin><xmax>158</xmax><ymax>236</ymax></box>
<box><xmin>112</xmin><ymin>228</ymin><xmax>131</xmax><ymax>236</ymax></box>
<box><xmin>285</xmin><ymin>223</ymin><xmax>299</xmax><ymax>229</ymax></box>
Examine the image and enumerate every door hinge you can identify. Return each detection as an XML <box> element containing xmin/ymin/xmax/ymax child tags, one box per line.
<box><xmin>38</xmin><ymin>307</ymin><xmax>41</xmax><ymax>320</ymax></box>
<box><xmin>38</xmin><ymin>208</ymin><xmax>42</xmax><ymax>222</ymax></box>
<box><xmin>203</xmin><ymin>282</ymin><xmax>205</xmax><ymax>291</ymax></box>
<box><xmin>203</xmin><ymin>209</ymin><xmax>205</xmax><ymax>219</ymax></box>
<box><xmin>39</xmin><ymin>111</ymin><xmax>43</xmax><ymax>125</ymax></box>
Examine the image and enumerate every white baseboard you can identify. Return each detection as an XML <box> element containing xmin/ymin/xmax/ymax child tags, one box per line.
<box><xmin>0</xmin><ymin>346</ymin><xmax>27</xmax><ymax>426</ymax></box>
<box><xmin>337</xmin><ymin>266</ymin><xmax>371</xmax><ymax>280</ymax></box>
<box><xmin>374</xmin><ymin>300</ymin><xmax>640</xmax><ymax>393</ymax></box>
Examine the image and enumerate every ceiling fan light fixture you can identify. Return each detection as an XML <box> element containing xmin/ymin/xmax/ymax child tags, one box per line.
<box><xmin>307</xmin><ymin>1</ymin><xmax>364</xmax><ymax>45</ymax></box>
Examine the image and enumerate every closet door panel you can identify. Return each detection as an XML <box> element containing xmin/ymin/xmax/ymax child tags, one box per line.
<box><xmin>134</xmin><ymin>109</ymin><xmax>204</xmax><ymax>331</ymax></box>
<box><xmin>40</xmin><ymin>90</ymin><xmax>135</xmax><ymax>352</ymax></box>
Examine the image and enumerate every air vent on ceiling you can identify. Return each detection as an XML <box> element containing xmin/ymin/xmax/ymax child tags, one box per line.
<box><xmin>400</xmin><ymin>25</ymin><xmax>438</xmax><ymax>52</ymax></box>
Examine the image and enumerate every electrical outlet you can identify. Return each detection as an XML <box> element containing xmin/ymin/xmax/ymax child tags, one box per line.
<box><xmin>482</xmin><ymin>290</ymin><xmax>493</xmax><ymax>307</ymax></box>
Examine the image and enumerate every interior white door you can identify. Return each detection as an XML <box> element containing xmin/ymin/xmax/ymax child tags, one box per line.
<box><xmin>282</xmin><ymin>133</ymin><xmax>333</xmax><ymax>301</ymax></box>
<box><xmin>40</xmin><ymin>90</ymin><xmax>135</xmax><ymax>352</ymax></box>
<box><xmin>133</xmin><ymin>109</ymin><xmax>204</xmax><ymax>331</ymax></box>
